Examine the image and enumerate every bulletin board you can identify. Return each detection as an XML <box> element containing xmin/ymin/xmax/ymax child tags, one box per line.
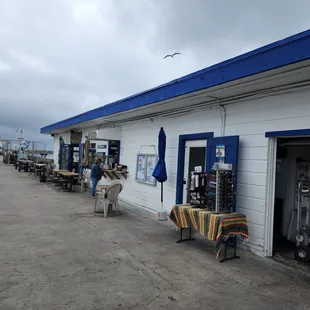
<box><xmin>136</xmin><ymin>153</ymin><xmax>157</xmax><ymax>186</ymax></box>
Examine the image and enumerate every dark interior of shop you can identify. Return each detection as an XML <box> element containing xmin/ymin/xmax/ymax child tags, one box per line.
<box><xmin>274</xmin><ymin>137</ymin><xmax>310</xmax><ymax>262</ymax></box>
<box><xmin>186</xmin><ymin>147</ymin><xmax>206</xmax><ymax>203</ymax></box>
<box><xmin>108</xmin><ymin>140</ymin><xmax>119</xmax><ymax>167</ymax></box>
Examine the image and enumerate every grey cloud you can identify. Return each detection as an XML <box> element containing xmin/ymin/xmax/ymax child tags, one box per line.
<box><xmin>0</xmin><ymin>0</ymin><xmax>310</xmax><ymax>150</ymax></box>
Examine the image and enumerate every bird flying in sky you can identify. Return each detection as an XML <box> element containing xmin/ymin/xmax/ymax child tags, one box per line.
<box><xmin>163</xmin><ymin>52</ymin><xmax>181</xmax><ymax>59</ymax></box>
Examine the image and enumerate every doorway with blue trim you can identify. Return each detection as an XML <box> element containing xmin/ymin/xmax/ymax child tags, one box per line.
<box><xmin>175</xmin><ymin>132</ymin><xmax>239</xmax><ymax>207</ymax></box>
<box><xmin>266</xmin><ymin>129</ymin><xmax>310</xmax><ymax>262</ymax></box>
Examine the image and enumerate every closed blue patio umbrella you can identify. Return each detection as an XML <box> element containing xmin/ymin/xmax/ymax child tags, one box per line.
<box><xmin>152</xmin><ymin>127</ymin><xmax>167</xmax><ymax>209</ymax></box>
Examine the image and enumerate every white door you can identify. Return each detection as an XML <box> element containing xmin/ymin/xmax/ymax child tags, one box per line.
<box><xmin>183</xmin><ymin>140</ymin><xmax>207</xmax><ymax>203</ymax></box>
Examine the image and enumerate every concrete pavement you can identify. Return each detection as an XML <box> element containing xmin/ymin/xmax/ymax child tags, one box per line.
<box><xmin>0</xmin><ymin>162</ymin><xmax>310</xmax><ymax>309</ymax></box>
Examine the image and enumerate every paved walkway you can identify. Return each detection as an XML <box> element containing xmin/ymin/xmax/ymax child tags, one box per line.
<box><xmin>0</xmin><ymin>162</ymin><xmax>310</xmax><ymax>310</ymax></box>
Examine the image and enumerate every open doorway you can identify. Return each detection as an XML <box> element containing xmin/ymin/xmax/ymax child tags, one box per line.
<box><xmin>273</xmin><ymin>137</ymin><xmax>310</xmax><ymax>262</ymax></box>
<box><xmin>183</xmin><ymin>140</ymin><xmax>206</xmax><ymax>203</ymax></box>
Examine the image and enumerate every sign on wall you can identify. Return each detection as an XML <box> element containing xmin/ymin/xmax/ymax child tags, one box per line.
<box><xmin>136</xmin><ymin>153</ymin><xmax>157</xmax><ymax>186</ymax></box>
<box><xmin>216</xmin><ymin>144</ymin><xmax>225</xmax><ymax>158</ymax></box>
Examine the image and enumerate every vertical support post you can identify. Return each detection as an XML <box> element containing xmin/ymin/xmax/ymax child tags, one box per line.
<box><xmin>264</xmin><ymin>137</ymin><xmax>277</xmax><ymax>257</ymax></box>
<box><xmin>215</xmin><ymin>170</ymin><xmax>220</xmax><ymax>212</ymax></box>
<box><xmin>224</xmin><ymin>241</ymin><xmax>227</xmax><ymax>259</ymax></box>
<box><xmin>234</xmin><ymin>235</ymin><xmax>237</xmax><ymax>257</ymax></box>
<box><xmin>176</xmin><ymin>227</ymin><xmax>195</xmax><ymax>243</ymax></box>
<box><xmin>161</xmin><ymin>182</ymin><xmax>164</xmax><ymax>208</ymax></box>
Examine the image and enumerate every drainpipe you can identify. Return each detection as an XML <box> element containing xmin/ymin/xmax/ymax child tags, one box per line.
<box><xmin>207</xmin><ymin>95</ymin><xmax>226</xmax><ymax>137</ymax></box>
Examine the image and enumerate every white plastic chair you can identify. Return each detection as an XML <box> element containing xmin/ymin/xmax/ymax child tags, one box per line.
<box><xmin>96</xmin><ymin>180</ymin><xmax>123</xmax><ymax>192</ymax></box>
<box><xmin>94</xmin><ymin>182</ymin><xmax>123</xmax><ymax>217</ymax></box>
<box><xmin>94</xmin><ymin>180</ymin><xmax>123</xmax><ymax>210</ymax></box>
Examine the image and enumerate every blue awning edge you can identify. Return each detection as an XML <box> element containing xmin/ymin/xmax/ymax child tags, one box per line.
<box><xmin>265</xmin><ymin>128</ymin><xmax>310</xmax><ymax>137</ymax></box>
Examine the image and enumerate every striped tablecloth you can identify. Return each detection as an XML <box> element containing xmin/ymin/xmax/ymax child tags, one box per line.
<box><xmin>169</xmin><ymin>205</ymin><xmax>249</xmax><ymax>256</ymax></box>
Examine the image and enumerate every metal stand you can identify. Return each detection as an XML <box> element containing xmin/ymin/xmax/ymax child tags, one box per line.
<box><xmin>176</xmin><ymin>228</ymin><xmax>195</xmax><ymax>243</ymax></box>
<box><xmin>219</xmin><ymin>235</ymin><xmax>240</xmax><ymax>263</ymax></box>
<box><xmin>175</xmin><ymin>229</ymin><xmax>241</xmax><ymax>262</ymax></box>
<box><xmin>294</xmin><ymin>181</ymin><xmax>310</xmax><ymax>262</ymax></box>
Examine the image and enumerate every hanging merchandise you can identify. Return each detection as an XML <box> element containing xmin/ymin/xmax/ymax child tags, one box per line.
<box><xmin>185</xmin><ymin>161</ymin><xmax>235</xmax><ymax>211</ymax></box>
<box><xmin>187</xmin><ymin>171</ymin><xmax>208</xmax><ymax>208</ymax></box>
<box><xmin>190</xmin><ymin>172</ymin><xmax>195</xmax><ymax>191</ymax></box>
<box><xmin>205</xmin><ymin>171</ymin><xmax>217</xmax><ymax>211</ymax></box>
<box><xmin>206</xmin><ymin>163</ymin><xmax>235</xmax><ymax>213</ymax></box>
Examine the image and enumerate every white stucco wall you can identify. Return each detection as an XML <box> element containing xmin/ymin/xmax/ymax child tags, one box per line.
<box><xmin>49</xmin><ymin>88</ymin><xmax>310</xmax><ymax>256</ymax></box>
<box><xmin>117</xmin><ymin>88</ymin><xmax>310</xmax><ymax>256</ymax></box>
<box><xmin>97</xmin><ymin>127</ymin><xmax>121</xmax><ymax>141</ymax></box>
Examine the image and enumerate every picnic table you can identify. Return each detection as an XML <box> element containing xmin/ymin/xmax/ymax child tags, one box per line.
<box><xmin>16</xmin><ymin>159</ymin><xmax>33</xmax><ymax>172</ymax></box>
<box><xmin>54</xmin><ymin>169</ymin><xmax>70</xmax><ymax>174</ymax></box>
<box><xmin>58</xmin><ymin>171</ymin><xmax>80</xmax><ymax>192</ymax></box>
<box><xmin>35</xmin><ymin>163</ymin><xmax>46</xmax><ymax>167</ymax></box>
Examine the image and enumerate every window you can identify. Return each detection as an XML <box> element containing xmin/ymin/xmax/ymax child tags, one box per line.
<box><xmin>88</xmin><ymin>131</ymin><xmax>97</xmax><ymax>139</ymax></box>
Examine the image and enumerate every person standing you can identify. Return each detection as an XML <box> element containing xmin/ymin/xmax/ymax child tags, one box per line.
<box><xmin>90</xmin><ymin>158</ymin><xmax>102</xmax><ymax>198</ymax></box>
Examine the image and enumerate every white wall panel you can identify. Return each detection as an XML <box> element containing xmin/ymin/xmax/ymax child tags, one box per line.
<box><xmin>97</xmin><ymin>127</ymin><xmax>121</xmax><ymax>141</ymax></box>
<box><xmin>118</xmin><ymin>89</ymin><xmax>310</xmax><ymax>256</ymax></box>
<box><xmin>51</xmin><ymin>89</ymin><xmax>310</xmax><ymax>256</ymax></box>
<box><xmin>238</xmin><ymin>171</ymin><xmax>266</xmax><ymax>187</ymax></box>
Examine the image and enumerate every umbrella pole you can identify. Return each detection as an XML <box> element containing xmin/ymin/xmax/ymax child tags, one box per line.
<box><xmin>161</xmin><ymin>182</ymin><xmax>163</xmax><ymax>208</ymax></box>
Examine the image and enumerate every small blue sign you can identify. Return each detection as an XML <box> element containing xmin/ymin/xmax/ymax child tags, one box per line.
<box><xmin>216</xmin><ymin>144</ymin><xmax>225</xmax><ymax>158</ymax></box>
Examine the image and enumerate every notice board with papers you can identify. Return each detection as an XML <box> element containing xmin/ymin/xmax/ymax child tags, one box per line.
<box><xmin>135</xmin><ymin>153</ymin><xmax>157</xmax><ymax>186</ymax></box>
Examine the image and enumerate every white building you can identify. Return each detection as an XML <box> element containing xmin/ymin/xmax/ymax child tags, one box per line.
<box><xmin>41</xmin><ymin>29</ymin><xmax>310</xmax><ymax>259</ymax></box>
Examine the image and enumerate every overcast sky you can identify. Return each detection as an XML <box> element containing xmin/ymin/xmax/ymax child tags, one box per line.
<box><xmin>1</xmin><ymin>0</ymin><xmax>310</xmax><ymax>150</ymax></box>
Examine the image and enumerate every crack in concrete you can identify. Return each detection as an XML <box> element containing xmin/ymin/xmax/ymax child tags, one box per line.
<box><xmin>74</xmin><ymin>214</ymin><xmax>181</xmax><ymax>304</ymax></box>
<box><xmin>146</xmin><ymin>293</ymin><xmax>162</xmax><ymax>307</ymax></box>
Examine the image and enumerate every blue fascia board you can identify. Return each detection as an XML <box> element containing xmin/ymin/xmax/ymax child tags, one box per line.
<box><xmin>265</xmin><ymin>128</ymin><xmax>310</xmax><ymax>137</ymax></box>
<box><xmin>179</xmin><ymin>132</ymin><xmax>215</xmax><ymax>141</ymax></box>
<box><xmin>41</xmin><ymin>29</ymin><xmax>310</xmax><ymax>134</ymax></box>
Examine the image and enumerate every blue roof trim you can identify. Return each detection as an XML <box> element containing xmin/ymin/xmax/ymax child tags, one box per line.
<box><xmin>41</xmin><ymin>29</ymin><xmax>310</xmax><ymax>133</ymax></box>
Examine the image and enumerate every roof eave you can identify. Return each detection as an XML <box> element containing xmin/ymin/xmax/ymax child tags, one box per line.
<box><xmin>41</xmin><ymin>29</ymin><xmax>310</xmax><ymax>134</ymax></box>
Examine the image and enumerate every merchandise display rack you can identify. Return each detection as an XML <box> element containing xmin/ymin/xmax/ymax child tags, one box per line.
<box><xmin>206</xmin><ymin>163</ymin><xmax>235</xmax><ymax>213</ymax></box>
<box><xmin>186</xmin><ymin>164</ymin><xmax>235</xmax><ymax>211</ymax></box>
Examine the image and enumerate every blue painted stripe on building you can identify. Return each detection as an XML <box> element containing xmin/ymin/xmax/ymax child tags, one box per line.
<box><xmin>265</xmin><ymin>128</ymin><xmax>310</xmax><ymax>137</ymax></box>
<box><xmin>41</xmin><ymin>29</ymin><xmax>310</xmax><ymax>133</ymax></box>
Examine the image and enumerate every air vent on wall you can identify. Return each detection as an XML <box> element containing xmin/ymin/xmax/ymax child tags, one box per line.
<box><xmin>88</xmin><ymin>131</ymin><xmax>97</xmax><ymax>139</ymax></box>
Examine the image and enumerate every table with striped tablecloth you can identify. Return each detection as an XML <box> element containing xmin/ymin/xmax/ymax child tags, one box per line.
<box><xmin>169</xmin><ymin>205</ymin><xmax>249</xmax><ymax>262</ymax></box>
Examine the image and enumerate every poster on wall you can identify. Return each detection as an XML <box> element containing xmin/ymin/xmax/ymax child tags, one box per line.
<box><xmin>216</xmin><ymin>144</ymin><xmax>225</xmax><ymax>158</ymax></box>
<box><xmin>146</xmin><ymin>155</ymin><xmax>157</xmax><ymax>184</ymax></box>
<box><xmin>136</xmin><ymin>153</ymin><xmax>157</xmax><ymax>186</ymax></box>
<box><xmin>136</xmin><ymin>154</ymin><xmax>146</xmax><ymax>181</ymax></box>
